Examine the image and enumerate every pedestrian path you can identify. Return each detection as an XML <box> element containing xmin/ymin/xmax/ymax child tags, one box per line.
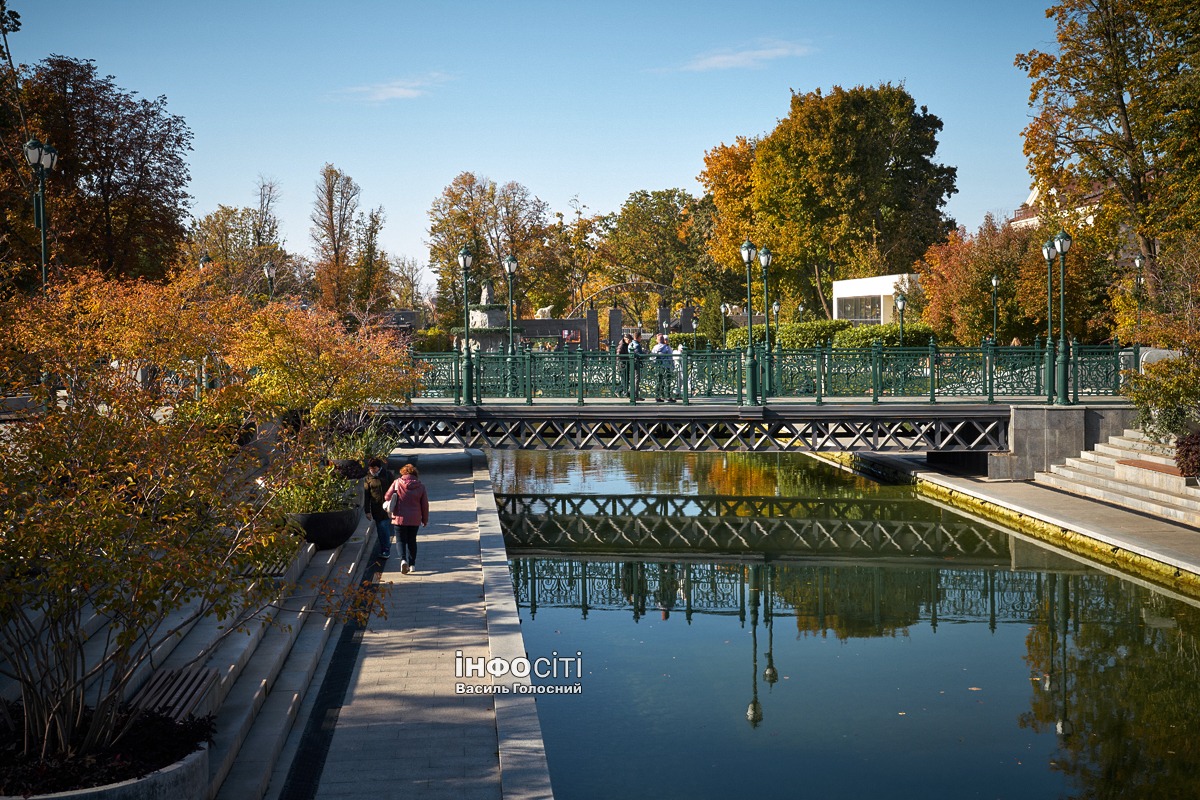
<box><xmin>858</xmin><ymin>452</ymin><xmax>1200</xmax><ymax>597</ymax></box>
<box><xmin>265</xmin><ymin>451</ymin><xmax>552</xmax><ymax>800</ymax></box>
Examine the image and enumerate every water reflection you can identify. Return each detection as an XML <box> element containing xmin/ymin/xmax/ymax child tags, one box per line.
<box><xmin>496</xmin><ymin>452</ymin><xmax>1200</xmax><ymax>799</ymax></box>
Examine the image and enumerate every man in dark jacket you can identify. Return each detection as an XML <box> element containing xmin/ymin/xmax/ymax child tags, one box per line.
<box><xmin>363</xmin><ymin>457</ymin><xmax>395</xmax><ymax>559</ymax></box>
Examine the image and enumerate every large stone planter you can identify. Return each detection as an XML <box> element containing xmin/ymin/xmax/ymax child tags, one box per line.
<box><xmin>1</xmin><ymin>745</ymin><xmax>207</xmax><ymax>800</ymax></box>
<box><xmin>290</xmin><ymin>506</ymin><xmax>360</xmax><ymax>550</ymax></box>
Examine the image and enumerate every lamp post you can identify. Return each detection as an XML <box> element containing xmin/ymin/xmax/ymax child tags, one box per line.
<box><xmin>740</xmin><ymin>239</ymin><xmax>760</xmax><ymax>405</ymax></box>
<box><xmin>760</xmin><ymin>246</ymin><xmax>773</xmax><ymax>396</ymax></box>
<box><xmin>772</xmin><ymin>300</ymin><xmax>780</xmax><ymax>333</ymax></box>
<box><xmin>1042</xmin><ymin>239</ymin><xmax>1055</xmax><ymax>404</ymax></box>
<box><xmin>797</xmin><ymin>302</ymin><xmax>805</xmax><ymax>322</ymax></box>
<box><xmin>262</xmin><ymin>261</ymin><xmax>276</xmax><ymax>300</ymax></box>
<box><xmin>1053</xmin><ymin>230</ymin><xmax>1072</xmax><ymax>405</ymax></box>
<box><xmin>459</xmin><ymin>246</ymin><xmax>475</xmax><ymax>405</ymax></box>
<box><xmin>24</xmin><ymin>138</ymin><xmax>59</xmax><ymax>294</ymax></box>
<box><xmin>1134</xmin><ymin>254</ymin><xmax>1144</xmax><ymax>343</ymax></box>
<box><xmin>720</xmin><ymin>303</ymin><xmax>728</xmax><ymax>349</ymax></box>
<box><xmin>504</xmin><ymin>254</ymin><xmax>518</xmax><ymax>354</ymax></box>
<box><xmin>991</xmin><ymin>274</ymin><xmax>999</xmax><ymax>343</ymax></box>
<box><xmin>895</xmin><ymin>293</ymin><xmax>907</xmax><ymax>345</ymax></box>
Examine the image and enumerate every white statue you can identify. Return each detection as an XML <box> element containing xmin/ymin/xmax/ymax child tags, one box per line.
<box><xmin>535</xmin><ymin>305</ymin><xmax>554</xmax><ymax>319</ymax></box>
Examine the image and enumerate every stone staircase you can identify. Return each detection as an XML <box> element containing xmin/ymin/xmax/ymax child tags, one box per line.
<box><xmin>1035</xmin><ymin>429</ymin><xmax>1200</xmax><ymax>528</ymax></box>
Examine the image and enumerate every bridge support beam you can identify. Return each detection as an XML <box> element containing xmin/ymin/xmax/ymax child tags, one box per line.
<box><xmin>985</xmin><ymin>404</ymin><xmax>1137</xmax><ymax>481</ymax></box>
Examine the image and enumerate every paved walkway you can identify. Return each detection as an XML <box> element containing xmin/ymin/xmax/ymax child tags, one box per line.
<box><xmin>268</xmin><ymin>451</ymin><xmax>551</xmax><ymax>800</ymax></box>
<box><xmin>862</xmin><ymin>453</ymin><xmax>1200</xmax><ymax>596</ymax></box>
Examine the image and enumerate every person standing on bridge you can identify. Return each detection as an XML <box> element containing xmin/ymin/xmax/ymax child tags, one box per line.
<box><xmin>385</xmin><ymin>463</ymin><xmax>429</xmax><ymax>574</ymax></box>
<box><xmin>651</xmin><ymin>333</ymin><xmax>676</xmax><ymax>402</ymax></box>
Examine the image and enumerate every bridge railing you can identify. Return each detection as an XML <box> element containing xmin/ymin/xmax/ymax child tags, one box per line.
<box><xmin>411</xmin><ymin>339</ymin><xmax>1134</xmax><ymax>404</ymax></box>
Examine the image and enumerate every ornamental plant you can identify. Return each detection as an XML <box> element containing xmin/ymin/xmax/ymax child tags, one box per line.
<box><xmin>0</xmin><ymin>270</ymin><xmax>409</xmax><ymax>767</ymax></box>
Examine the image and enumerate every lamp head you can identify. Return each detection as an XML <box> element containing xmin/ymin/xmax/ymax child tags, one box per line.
<box><xmin>263</xmin><ymin>261</ymin><xmax>276</xmax><ymax>280</ymax></box>
<box><xmin>23</xmin><ymin>139</ymin><xmax>43</xmax><ymax>169</ymax></box>
<box><xmin>1042</xmin><ymin>240</ymin><xmax>1055</xmax><ymax>263</ymax></box>
<box><xmin>895</xmin><ymin>294</ymin><xmax>907</xmax><ymax>312</ymax></box>
<box><xmin>740</xmin><ymin>239</ymin><xmax>756</xmax><ymax>267</ymax></box>
<box><xmin>1134</xmin><ymin>254</ymin><xmax>1144</xmax><ymax>270</ymax></box>
<box><xmin>40</xmin><ymin>145</ymin><xmax>58</xmax><ymax>171</ymax></box>
<box><xmin>458</xmin><ymin>246</ymin><xmax>473</xmax><ymax>271</ymax></box>
<box><xmin>759</xmin><ymin>246</ymin><xmax>772</xmax><ymax>270</ymax></box>
<box><xmin>504</xmin><ymin>254</ymin><xmax>518</xmax><ymax>276</ymax></box>
<box><xmin>198</xmin><ymin>253</ymin><xmax>212</xmax><ymax>272</ymax></box>
<box><xmin>772</xmin><ymin>300</ymin><xmax>780</xmax><ymax>315</ymax></box>
<box><xmin>1054</xmin><ymin>229</ymin><xmax>1072</xmax><ymax>255</ymax></box>
<box><xmin>992</xmin><ymin>274</ymin><xmax>999</xmax><ymax>289</ymax></box>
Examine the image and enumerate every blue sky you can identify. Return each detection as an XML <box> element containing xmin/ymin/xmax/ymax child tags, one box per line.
<box><xmin>16</xmin><ymin>1</ymin><xmax>1056</xmax><ymax>283</ymax></box>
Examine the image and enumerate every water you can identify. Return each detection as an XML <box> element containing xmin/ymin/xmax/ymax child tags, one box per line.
<box><xmin>490</xmin><ymin>451</ymin><xmax>1200</xmax><ymax>800</ymax></box>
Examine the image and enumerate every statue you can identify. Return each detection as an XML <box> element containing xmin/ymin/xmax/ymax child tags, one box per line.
<box><xmin>535</xmin><ymin>305</ymin><xmax>554</xmax><ymax>319</ymax></box>
<box><xmin>480</xmin><ymin>280</ymin><xmax>495</xmax><ymax>304</ymax></box>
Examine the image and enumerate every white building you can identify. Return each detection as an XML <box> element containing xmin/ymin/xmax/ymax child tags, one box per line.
<box><xmin>832</xmin><ymin>274</ymin><xmax>918</xmax><ymax>326</ymax></box>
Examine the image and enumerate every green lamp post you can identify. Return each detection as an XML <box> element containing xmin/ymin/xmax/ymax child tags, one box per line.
<box><xmin>459</xmin><ymin>246</ymin><xmax>475</xmax><ymax>405</ymax></box>
<box><xmin>263</xmin><ymin>261</ymin><xmax>276</xmax><ymax>300</ymax></box>
<box><xmin>895</xmin><ymin>293</ymin><xmax>906</xmax><ymax>344</ymax></box>
<box><xmin>720</xmin><ymin>303</ymin><xmax>729</xmax><ymax>350</ymax></box>
<box><xmin>1133</xmin><ymin>254</ymin><xmax>1144</xmax><ymax>344</ymax></box>
<box><xmin>504</xmin><ymin>254</ymin><xmax>518</xmax><ymax>355</ymax></box>
<box><xmin>24</xmin><ymin>138</ymin><xmax>59</xmax><ymax>294</ymax></box>
<box><xmin>1053</xmin><ymin>230</ymin><xmax>1072</xmax><ymax>405</ymax></box>
<box><xmin>759</xmin><ymin>246</ymin><xmax>773</xmax><ymax>395</ymax></box>
<box><xmin>741</xmin><ymin>239</ymin><xmax>760</xmax><ymax>405</ymax></box>
<box><xmin>991</xmin><ymin>274</ymin><xmax>999</xmax><ymax>343</ymax></box>
<box><xmin>1042</xmin><ymin>239</ymin><xmax>1056</xmax><ymax>404</ymax></box>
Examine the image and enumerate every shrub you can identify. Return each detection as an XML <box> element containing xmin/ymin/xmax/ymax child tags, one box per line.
<box><xmin>774</xmin><ymin>320</ymin><xmax>852</xmax><ymax>349</ymax></box>
<box><xmin>667</xmin><ymin>332</ymin><xmax>709</xmax><ymax>350</ymax></box>
<box><xmin>1123</xmin><ymin>353</ymin><xmax>1200</xmax><ymax>442</ymax></box>
<box><xmin>833</xmin><ymin>321</ymin><xmax>937</xmax><ymax>348</ymax></box>
<box><xmin>411</xmin><ymin>327</ymin><xmax>452</xmax><ymax>352</ymax></box>
<box><xmin>1176</xmin><ymin>432</ymin><xmax>1200</xmax><ymax>478</ymax></box>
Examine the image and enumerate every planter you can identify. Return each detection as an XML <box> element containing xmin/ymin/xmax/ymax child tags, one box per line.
<box><xmin>331</xmin><ymin>458</ymin><xmax>366</xmax><ymax>479</ymax></box>
<box><xmin>290</xmin><ymin>506</ymin><xmax>360</xmax><ymax>550</ymax></box>
<box><xmin>1</xmin><ymin>745</ymin><xmax>207</xmax><ymax>800</ymax></box>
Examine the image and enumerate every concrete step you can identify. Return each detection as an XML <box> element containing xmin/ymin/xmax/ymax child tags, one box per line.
<box><xmin>1048</xmin><ymin>464</ymin><xmax>1200</xmax><ymax>512</ymax></box>
<box><xmin>208</xmin><ymin>525</ymin><xmax>373</xmax><ymax>800</ymax></box>
<box><xmin>1110</xmin><ymin>434</ymin><xmax>1176</xmax><ymax>459</ymax></box>
<box><xmin>1080</xmin><ymin>450</ymin><xmax>1120</xmax><ymax>468</ymax></box>
<box><xmin>1035</xmin><ymin>470</ymin><xmax>1200</xmax><ymax>528</ymax></box>
<box><xmin>1094</xmin><ymin>441</ymin><xmax>1178</xmax><ymax>468</ymax></box>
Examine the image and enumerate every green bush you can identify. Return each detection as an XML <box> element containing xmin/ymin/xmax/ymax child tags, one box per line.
<box><xmin>833</xmin><ymin>321</ymin><xmax>937</xmax><ymax>348</ymax></box>
<box><xmin>410</xmin><ymin>327</ymin><xmax>452</xmax><ymax>352</ymax></box>
<box><xmin>274</xmin><ymin>458</ymin><xmax>356</xmax><ymax>514</ymax></box>
<box><xmin>1123</xmin><ymin>354</ymin><xmax>1200</xmax><ymax>442</ymax></box>
<box><xmin>774</xmin><ymin>320</ymin><xmax>852</xmax><ymax>348</ymax></box>
<box><xmin>667</xmin><ymin>332</ymin><xmax>709</xmax><ymax>350</ymax></box>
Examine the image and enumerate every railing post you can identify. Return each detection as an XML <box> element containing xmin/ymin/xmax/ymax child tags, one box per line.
<box><xmin>1075</xmin><ymin>335</ymin><xmax>1084</xmax><ymax>402</ymax></box>
<box><xmin>681</xmin><ymin>350</ymin><xmax>690</xmax><ymax>406</ymax></box>
<box><xmin>871</xmin><ymin>340</ymin><xmax>881</xmax><ymax>404</ymax></box>
<box><xmin>577</xmin><ymin>348</ymin><xmax>585</xmax><ymax>406</ymax></box>
<box><xmin>453</xmin><ymin>352</ymin><xmax>462</xmax><ymax>405</ymax></box>
<box><xmin>737</xmin><ymin>350</ymin><xmax>744</xmax><ymax>405</ymax></box>
<box><xmin>928</xmin><ymin>337</ymin><xmax>937</xmax><ymax>403</ymax></box>
<box><xmin>985</xmin><ymin>337</ymin><xmax>995</xmax><ymax>404</ymax></box>
<box><xmin>814</xmin><ymin>345</ymin><xmax>823</xmax><ymax>405</ymax></box>
<box><xmin>1111</xmin><ymin>335</ymin><xmax>1121</xmax><ymax>395</ymax></box>
<box><xmin>1033</xmin><ymin>336</ymin><xmax>1042</xmax><ymax>396</ymax></box>
<box><xmin>525</xmin><ymin>349</ymin><xmax>534</xmax><ymax>405</ymax></box>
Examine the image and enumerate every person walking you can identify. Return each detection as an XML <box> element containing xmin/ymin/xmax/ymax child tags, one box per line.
<box><xmin>363</xmin><ymin>457</ymin><xmax>395</xmax><ymax>560</ymax></box>
<box><xmin>651</xmin><ymin>333</ymin><xmax>676</xmax><ymax>402</ymax></box>
<box><xmin>384</xmin><ymin>463</ymin><xmax>429</xmax><ymax>574</ymax></box>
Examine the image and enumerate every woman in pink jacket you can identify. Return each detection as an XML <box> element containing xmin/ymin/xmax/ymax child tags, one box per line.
<box><xmin>384</xmin><ymin>463</ymin><xmax>429</xmax><ymax>574</ymax></box>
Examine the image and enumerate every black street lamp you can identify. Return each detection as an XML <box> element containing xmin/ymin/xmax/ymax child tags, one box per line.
<box><xmin>895</xmin><ymin>293</ymin><xmax>907</xmax><ymax>345</ymax></box>
<box><xmin>24</xmin><ymin>138</ymin><xmax>59</xmax><ymax>294</ymax></box>
<box><xmin>1134</xmin><ymin>254</ymin><xmax>1145</xmax><ymax>344</ymax></box>
<box><xmin>1053</xmin><ymin>230</ymin><xmax>1072</xmax><ymax>405</ymax></box>
<box><xmin>263</xmin><ymin>261</ymin><xmax>276</xmax><ymax>300</ymax></box>
<box><xmin>459</xmin><ymin>246</ymin><xmax>475</xmax><ymax>405</ymax></box>
<box><xmin>504</xmin><ymin>254</ymin><xmax>518</xmax><ymax>355</ymax></box>
<box><xmin>991</xmin><ymin>274</ymin><xmax>999</xmax><ymax>343</ymax></box>
<box><xmin>1042</xmin><ymin>239</ymin><xmax>1056</xmax><ymax>404</ymax></box>
<box><xmin>740</xmin><ymin>240</ymin><xmax>760</xmax><ymax>405</ymax></box>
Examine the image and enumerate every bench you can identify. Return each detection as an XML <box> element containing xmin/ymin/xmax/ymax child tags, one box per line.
<box><xmin>131</xmin><ymin>666</ymin><xmax>220</xmax><ymax>721</ymax></box>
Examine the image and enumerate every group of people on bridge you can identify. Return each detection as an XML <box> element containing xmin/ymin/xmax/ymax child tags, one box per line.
<box><xmin>615</xmin><ymin>331</ymin><xmax>682</xmax><ymax>402</ymax></box>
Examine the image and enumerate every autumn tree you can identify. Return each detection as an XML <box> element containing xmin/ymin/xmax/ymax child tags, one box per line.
<box><xmin>701</xmin><ymin>84</ymin><xmax>956</xmax><ymax>319</ymax></box>
<box><xmin>0</xmin><ymin>54</ymin><xmax>192</xmax><ymax>288</ymax></box>
<box><xmin>310</xmin><ymin>164</ymin><xmax>361</xmax><ymax>312</ymax></box>
<box><xmin>1016</xmin><ymin>0</ymin><xmax>1192</xmax><ymax>270</ymax></box>
<box><xmin>427</xmin><ymin>172</ymin><xmax>551</xmax><ymax>329</ymax></box>
<box><xmin>186</xmin><ymin>179</ymin><xmax>292</xmax><ymax>299</ymax></box>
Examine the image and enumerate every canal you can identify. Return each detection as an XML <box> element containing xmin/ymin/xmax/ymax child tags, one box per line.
<box><xmin>489</xmin><ymin>450</ymin><xmax>1200</xmax><ymax>800</ymax></box>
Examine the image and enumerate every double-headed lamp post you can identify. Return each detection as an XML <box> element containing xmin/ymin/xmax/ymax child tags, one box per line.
<box><xmin>263</xmin><ymin>261</ymin><xmax>276</xmax><ymax>300</ymax></box>
<box><xmin>1042</xmin><ymin>239</ymin><xmax>1056</xmax><ymax>404</ymax></box>
<box><xmin>1053</xmin><ymin>230</ymin><xmax>1072</xmax><ymax>405</ymax></box>
<box><xmin>504</xmin><ymin>254</ymin><xmax>518</xmax><ymax>354</ymax></box>
<box><xmin>991</xmin><ymin>274</ymin><xmax>999</xmax><ymax>343</ymax></box>
<box><xmin>740</xmin><ymin>240</ymin><xmax>760</xmax><ymax>405</ymax></box>
<box><xmin>459</xmin><ymin>246</ymin><xmax>475</xmax><ymax>405</ymax></box>
<box><xmin>895</xmin><ymin>293</ymin><xmax>907</xmax><ymax>344</ymax></box>
<box><xmin>24</xmin><ymin>138</ymin><xmax>59</xmax><ymax>294</ymax></box>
